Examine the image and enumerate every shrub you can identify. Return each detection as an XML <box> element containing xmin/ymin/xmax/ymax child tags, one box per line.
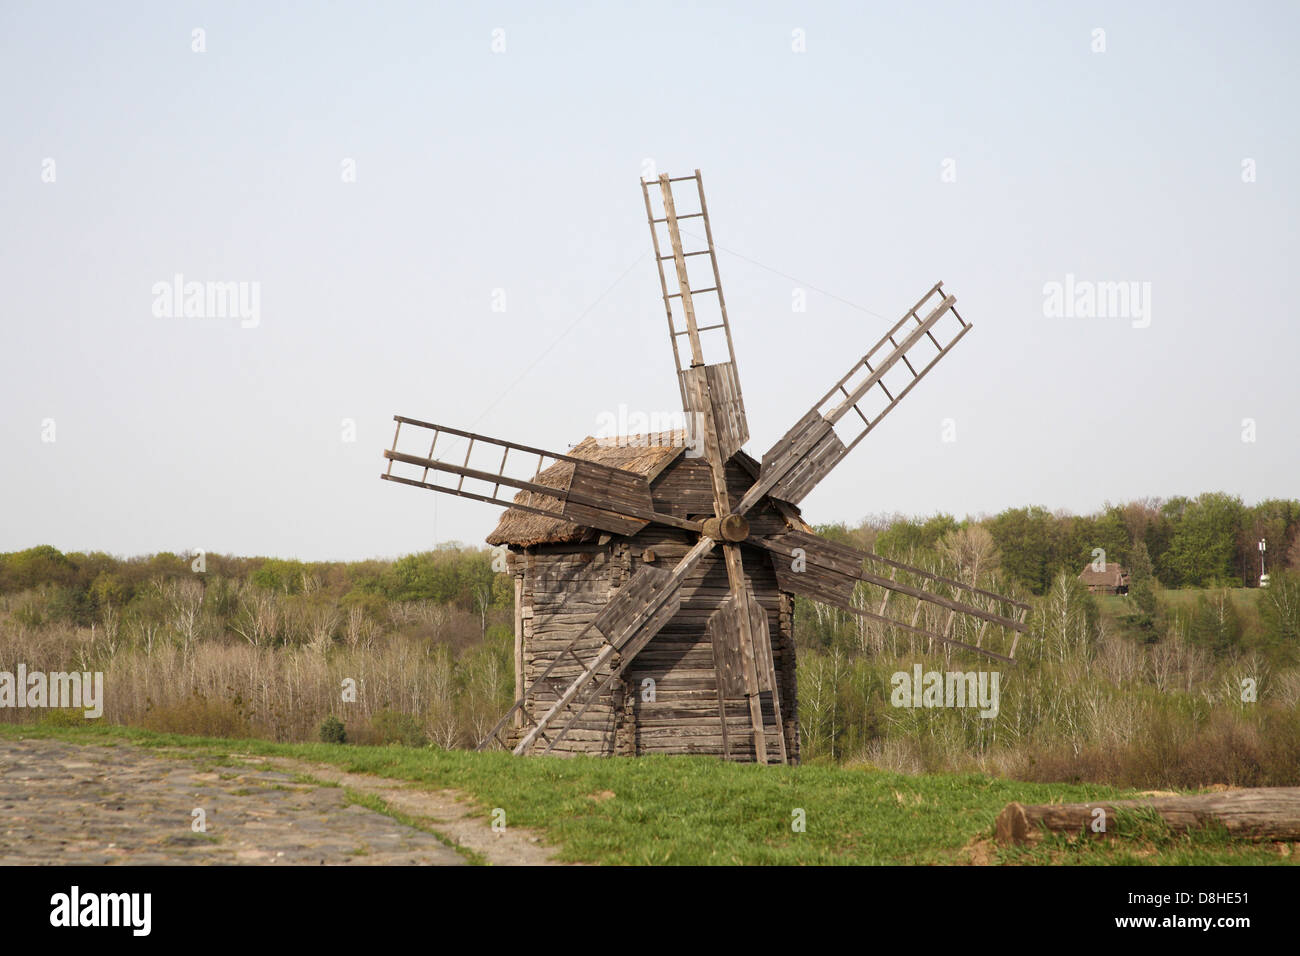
<box><xmin>251</xmin><ymin>559</ymin><xmax>308</xmax><ymax>594</ymax></box>
<box><xmin>47</xmin><ymin>586</ymin><xmax>96</xmax><ymax>627</ymax></box>
<box><xmin>368</xmin><ymin>708</ymin><xmax>426</xmax><ymax>747</ymax></box>
<box><xmin>140</xmin><ymin>694</ymin><xmax>251</xmax><ymax>738</ymax></box>
<box><xmin>319</xmin><ymin>715</ymin><xmax>347</xmax><ymax>744</ymax></box>
<box><xmin>39</xmin><ymin>708</ymin><xmax>92</xmax><ymax>728</ymax></box>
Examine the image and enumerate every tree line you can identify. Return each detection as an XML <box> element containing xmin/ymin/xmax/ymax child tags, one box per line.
<box><xmin>826</xmin><ymin>492</ymin><xmax>1300</xmax><ymax>595</ymax></box>
<box><xmin>2</xmin><ymin>490</ymin><xmax>1296</xmax><ymax>635</ymax></box>
<box><xmin>0</xmin><ymin>543</ymin><xmax>512</xmax><ymax>634</ymax></box>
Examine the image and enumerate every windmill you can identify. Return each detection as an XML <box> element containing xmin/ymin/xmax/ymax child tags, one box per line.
<box><xmin>380</xmin><ymin>170</ymin><xmax>1030</xmax><ymax>764</ymax></box>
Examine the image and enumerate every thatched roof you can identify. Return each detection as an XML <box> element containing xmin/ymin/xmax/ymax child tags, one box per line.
<box><xmin>1078</xmin><ymin>563</ymin><xmax>1129</xmax><ymax>588</ymax></box>
<box><xmin>486</xmin><ymin>434</ymin><xmax>687</xmax><ymax>548</ymax></box>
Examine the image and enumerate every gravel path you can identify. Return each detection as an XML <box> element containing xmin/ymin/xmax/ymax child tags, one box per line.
<box><xmin>0</xmin><ymin>737</ymin><xmax>560</xmax><ymax>866</ymax></box>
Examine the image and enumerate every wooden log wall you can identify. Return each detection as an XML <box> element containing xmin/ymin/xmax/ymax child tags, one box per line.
<box><xmin>617</xmin><ymin>526</ymin><xmax>794</xmax><ymax>761</ymax></box>
<box><xmin>518</xmin><ymin>545</ymin><xmax>618</xmax><ymax>755</ymax></box>
<box><xmin>517</xmin><ymin>454</ymin><xmax>801</xmax><ymax>762</ymax></box>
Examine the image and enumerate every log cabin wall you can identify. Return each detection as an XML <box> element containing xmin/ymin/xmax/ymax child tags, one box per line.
<box><xmin>518</xmin><ymin>543</ymin><xmax>618</xmax><ymax>755</ymax></box>
<box><xmin>620</xmin><ymin>527</ymin><xmax>796</xmax><ymax>761</ymax></box>
<box><xmin>516</xmin><ymin>453</ymin><xmax>800</xmax><ymax>762</ymax></box>
<box><xmin>642</xmin><ymin>455</ymin><xmax>799</xmax><ymax>761</ymax></box>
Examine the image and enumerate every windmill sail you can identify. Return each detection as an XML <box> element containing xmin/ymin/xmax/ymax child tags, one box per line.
<box><xmin>642</xmin><ymin>169</ymin><xmax>782</xmax><ymax>761</ymax></box>
<box><xmin>642</xmin><ymin>170</ymin><xmax>749</xmax><ymax>461</ymax></box>
<box><xmin>757</xmin><ymin>531</ymin><xmax>1029</xmax><ymax>661</ymax></box>
<box><xmin>381</xmin><ymin>417</ymin><xmax>697</xmax><ymax>536</ymax></box>
<box><xmin>744</xmin><ymin>282</ymin><xmax>971</xmax><ymax>509</ymax></box>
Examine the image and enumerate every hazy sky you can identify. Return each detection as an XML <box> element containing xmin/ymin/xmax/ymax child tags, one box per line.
<box><xmin>2</xmin><ymin>1</ymin><xmax>1297</xmax><ymax>561</ymax></box>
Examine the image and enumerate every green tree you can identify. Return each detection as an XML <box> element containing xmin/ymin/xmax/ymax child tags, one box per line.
<box><xmin>1259</xmin><ymin>570</ymin><xmax>1300</xmax><ymax>652</ymax></box>
<box><xmin>385</xmin><ymin>547</ymin><xmax>497</xmax><ymax>607</ymax></box>
<box><xmin>1162</xmin><ymin>492</ymin><xmax>1244</xmax><ymax>588</ymax></box>
<box><xmin>1029</xmin><ymin>569</ymin><xmax>1099</xmax><ymax>663</ymax></box>
<box><xmin>1188</xmin><ymin>590</ymin><xmax>1242</xmax><ymax>655</ymax></box>
<box><xmin>1154</xmin><ymin>497</ymin><xmax>1190</xmax><ymax>584</ymax></box>
<box><xmin>874</xmin><ymin>514</ymin><xmax>958</xmax><ymax>559</ymax></box>
<box><xmin>1094</xmin><ymin>505</ymin><xmax>1132</xmax><ymax>568</ymax></box>
<box><xmin>1238</xmin><ymin>499</ymin><xmax>1300</xmax><ymax>586</ymax></box>
<box><xmin>986</xmin><ymin>506</ymin><xmax>1056</xmax><ymax>594</ymax></box>
<box><xmin>0</xmin><ymin>545</ymin><xmax>77</xmax><ymax>592</ymax></box>
<box><xmin>1128</xmin><ymin>539</ymin><xmax>1157</xmax><ymax>618</ymax></box>
<box><xmin>251</xmin><ymin>558</ymin><xmax>308</xmax><ymax>594</ymax></box>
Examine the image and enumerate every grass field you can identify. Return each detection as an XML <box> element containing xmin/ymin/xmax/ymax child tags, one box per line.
<box><xmin>1096</xmin><ymin>587</ymin><xmax>1261</xmax><ymax>617</ymax></box>
<box><xmin>3</xmin><ymin>722</ymin><xmax>1295</xmax><ymax>865</ymax></box>
<box><xmin>1095</xmin><ymin>586</ymin><xmax>1265</xmax><ymax>639</ymax></box>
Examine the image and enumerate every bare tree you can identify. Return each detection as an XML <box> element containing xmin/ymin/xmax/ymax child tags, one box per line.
<box><xmin>231</xmin><ymin>585</ymin><xmax>281</xmax><ymax>647</ymax></box>
<box><xmin>307</xmin><ymin>605</ymin><xmax>341</xmax><ymax>654</ymax></box>
<box><xmin>100</xmin><ymin>604</ymin><xmax>120</xmax><ymax>656</ymax></box>
<box><xmin>169</xmin><ymin>578</ymin><xmax>205</xmax><ymax>652</ymax></box>
<box><xmin>938</xmin><ymin>525</ymin><xmax>999</xmax><ymax>584</ymax></box>
<box><xmin>473</xmin><ymin>584</ymin><xmax>492</xmax><ymax>637</ymax></box>
<box><xmin>425</xmin><ymin>644</ymin><xmax>460</xmax><ymax>749</ymax></box>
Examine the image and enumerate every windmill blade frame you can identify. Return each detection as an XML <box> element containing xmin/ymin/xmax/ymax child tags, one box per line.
<box><xmin>755</xmin><ymin>531</ymin><xmax>1029</xmax><ymax>662</ymax></box>
<box><xmin>742</xmin><ymin>282</ymin><xmax>971</xmax><ymax>510</ymax></box>
<box><xmin>642</xmin><ymin>170</ymin><xmax>750</xmax><ymax>461</ymax></box>
<box><xmin>382</xmin><ymin>416</ymin><xmax>702</xmax><ymax>535</ymax></box>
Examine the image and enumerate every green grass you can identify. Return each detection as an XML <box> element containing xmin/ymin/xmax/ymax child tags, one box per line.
<box><xmin>1154</xmin><ymin>587</ymin><xmax>1261</xmax><ymax>612</ymax></box>
<box><xmin>1096</xmin><ymin>586</ymin><xmax>1260</xmax><ymax>615</ymax></box>
<box><xmin>1096</xmin><ymin>587</ymin><xmax>1263</xmax><ymax>638</ymax></box>
<box><xmin>3</xmin><ymin>722</ymin><xmax>1295</xmax><ymax>865</ymax></box>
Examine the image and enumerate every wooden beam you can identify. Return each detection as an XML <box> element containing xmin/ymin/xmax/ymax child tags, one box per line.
<box><xmin>658</xmin><ymin>174</ymin><xmax>704</xmax><ymax>367</ymax></box>
<box><xmin>842</xmin><ymin>602</ymin><xmax>1014</xmax><ymax>664</ymax></box>
<box><xmin>513</xmin><ymin>572</ymin><xmax>524</xmax><ymax>729</ymax></box>
<box><xmin>641</xmin><ymin>177</ymin><xmax>689</xmax><ymax>405</ymax></box>
<box><xmin>688</xmin><ymin>344</ymin><xmax>774</xmax><ymax>762</ymax></box>
<box><xmin>996</xmin><ymin>788</ymin><xmax>1300</xmax><ymax>845</ymax></box>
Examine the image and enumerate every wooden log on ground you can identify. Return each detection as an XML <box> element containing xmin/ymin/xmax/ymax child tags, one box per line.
<box><xmin>996</xmin><ymin>787</ymin><xmax>1300</xmax><ymax>845</ymax></box>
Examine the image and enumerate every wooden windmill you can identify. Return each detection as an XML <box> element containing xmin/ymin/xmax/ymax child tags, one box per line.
<box><xmin>380</xmin><ymin>170</ymin><xmax>1029</xmax><ymax>763</ymax></box>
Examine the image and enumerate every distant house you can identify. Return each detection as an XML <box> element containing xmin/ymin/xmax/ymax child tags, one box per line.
<box><xmin>1079</xmin><ymin>563</ymin><xmax>1129</xmax><ymax>595</ymax></box>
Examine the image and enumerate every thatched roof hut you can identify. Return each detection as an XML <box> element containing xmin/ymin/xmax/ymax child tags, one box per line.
<box><xmin>1078</xmin><ymin>563</ymin><xmax>1130</xmax><ymax>594</ymax></box>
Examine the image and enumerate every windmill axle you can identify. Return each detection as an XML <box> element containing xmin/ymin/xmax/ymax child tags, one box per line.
<box><xmin>702</xmin><ymin>513</ymin><xmax>749</xmax><ymax>543</ymax></box>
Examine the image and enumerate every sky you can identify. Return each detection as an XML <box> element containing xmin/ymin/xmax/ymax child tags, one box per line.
<box><xmin>1</xmin><ymin>1</ymin><xmax>1297</xmax><ymax>561</ymax></box>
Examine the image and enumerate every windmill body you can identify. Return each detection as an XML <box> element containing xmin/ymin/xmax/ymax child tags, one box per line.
<box><xmin>485</xmin><ymin>435</ymin><xmax>803</xmax><ymax>761</ymax></box>
<box><xmin>381</xmin><ymin>170</ymin><xmax>1030</xmax><ymax>764</ymax></box>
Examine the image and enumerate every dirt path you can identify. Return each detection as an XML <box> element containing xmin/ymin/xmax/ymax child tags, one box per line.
<box><xmin>257</xmin><ymin>756</ymin><xmax>561</xmax><ymax>865</ymax></box>
<box><xmin>0</xmin><ymin>737</ymin><xmax>562</xmax><ymax>866</ymax></box>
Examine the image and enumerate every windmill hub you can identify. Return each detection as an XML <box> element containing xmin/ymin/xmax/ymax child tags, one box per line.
<box><xmin>703</xmin><ymin>514</ymin><xmax>750</xmax><ymax>542</ymax></box>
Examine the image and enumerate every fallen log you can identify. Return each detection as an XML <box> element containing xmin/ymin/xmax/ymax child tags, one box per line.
<box><xmin>996</xmin><ymin>787</ymin><xmax>1300</xmax><ymax>845</ymax></box>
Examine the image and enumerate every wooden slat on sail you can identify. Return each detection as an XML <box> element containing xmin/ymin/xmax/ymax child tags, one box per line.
<box><xmin>707</xmin><ymin>589</ymin><xmax>773</xmax><ymax>697</ymax></box>
<box><xmin>562</xmin><ymin>460</ymin><xmax>654</xmax><ymax>536</ymax></box>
